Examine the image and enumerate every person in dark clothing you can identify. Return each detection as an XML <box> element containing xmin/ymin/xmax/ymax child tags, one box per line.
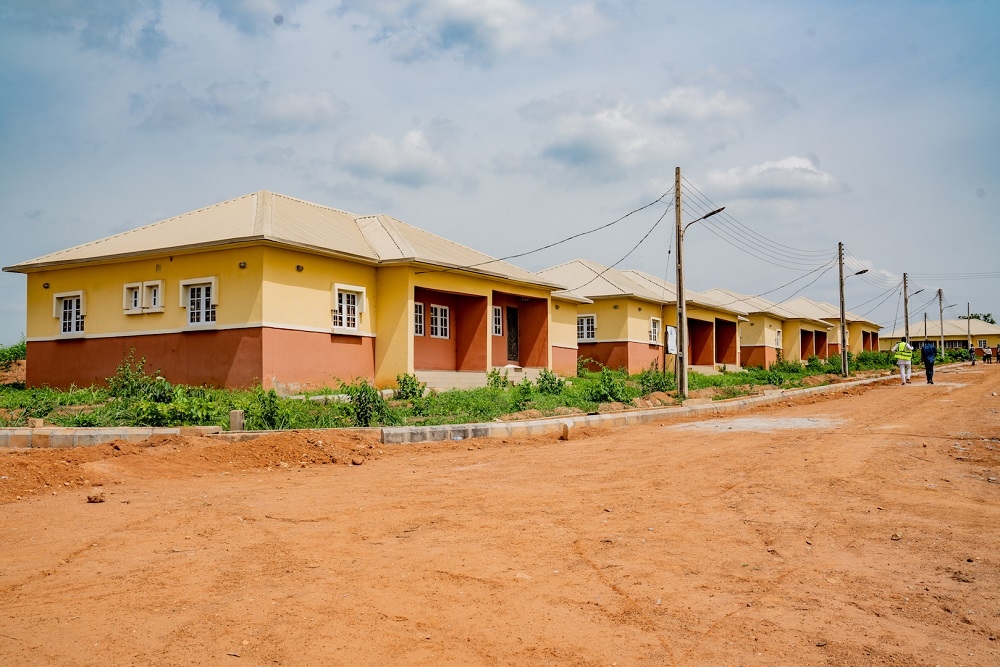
<box><xmin>920</xmin><ymin>340</ymin><xmax>937</xmax><ymax>384</ymax></box>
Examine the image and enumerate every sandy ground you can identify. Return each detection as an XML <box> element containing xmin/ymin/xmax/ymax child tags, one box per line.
<box><xmin>1</xmin><ymin>364</ymin><xmax>998</xmax><ymax>666</ymax></box>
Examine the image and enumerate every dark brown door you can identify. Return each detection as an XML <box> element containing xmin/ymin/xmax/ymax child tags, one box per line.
<box><xmin>506</xmin><ymin>307</ymin><xmax>519</xmax><ymax>362</ymax></box>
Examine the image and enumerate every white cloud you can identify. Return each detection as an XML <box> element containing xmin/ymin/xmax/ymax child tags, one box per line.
<box><xmin>339</xmin><ymin>129</ymin><xmax>454</xmax><ymax>187</ymax></box>
<box><xmin>515</xmin><ymin>86</ymin><xmax>764</xmax><ymax>182</ymax></box>
<box><xmin>337</xmin><ymin>0</ymin><xmax>612</xmax><ymax>64</ymax></box>
<box><xmin>133</xmin><ymin>82</ymin><xmax>349</xmax><ymax>133</ymax></box>
<box><xmin>705</xmin><ymin>157</ymin><xmax>847</xmax><ymax>199</ymax></box>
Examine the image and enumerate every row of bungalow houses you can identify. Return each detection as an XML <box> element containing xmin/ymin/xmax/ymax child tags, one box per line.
<box><xmin>2</xmin><ymin>191</ymin><xmax>882</xmax><ymax>391</ymax></box>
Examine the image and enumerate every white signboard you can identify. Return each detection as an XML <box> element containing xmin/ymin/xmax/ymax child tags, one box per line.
<box><xmin>666</xmin><ymin>325</ymin><xmax>677</xmax><ymax>355</ymax></box>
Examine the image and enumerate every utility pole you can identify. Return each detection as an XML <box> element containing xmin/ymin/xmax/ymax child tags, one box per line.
<box><xmin>903</xmin><ymin>272</ymin><xmax>910</xmax><ymax>342</ymax></box>
<box><xmin>923</xmin><ymin>312</ymin><xmax>928</xmax><ymax>340</ymax></box>
<box><xmin>674</xmin><ymin>167</ymin><xmax>686</xmax><ymax>396</ymax></box>
<box><xmin>967</xmin><ymin>302</ymin><xmax>972</xmax><ymax>350</ymax></box>
<box><xmin>838</xmin><ymin>242</ymin><xmax>848</xmax><ymax>376</ymax></box>
<box><xmin>938</xmin><ymin>289</ymin><xmax>944</xmax><ymax>355</ymax></box>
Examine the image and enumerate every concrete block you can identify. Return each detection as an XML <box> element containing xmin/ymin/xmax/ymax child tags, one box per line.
<box><xmin>28</xmin><ymin>418</ymin><xmax>44</xmax><ymax>428</ymax></box>
<box><xmin>229</xmin><ymin>410</ymin><xmax>245</xmax><ymax>431</ymax></box>
<box><xmin>122</xmin><ymin>429</ymin><xmax>155</xmax><ymax>443</ymax></box>
<box><xmin>72</xmin><ymin>431</ymin><xmax>105</xmax><ymax>448</ymax></box>
<box><xmin>0</xmin><ymin>431</ymin><xmax>8</xmax><ymax>448</ymax></box>
<box><xmin>29</xmin><ymin>428</ymin><xmax>56</xmax><ymax>449</ymax></box>
<box><xmin>179</xmin><ymin>426</ymin><xmax>222</xmax><ymax>436</ymax></box>
<box><xmin>427</xmin><ymin>426</ymin><xmax>449</xmax><ymax>442</ymax></box>
<box><xmin>9</xmin><ymin>429</ymin><xmax>33</xmax><ymax>448</ymax></box>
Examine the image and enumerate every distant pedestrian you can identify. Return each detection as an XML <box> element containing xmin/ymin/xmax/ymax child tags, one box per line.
<box><xmin>970</xmin><ymin>345</ymin><xmax>977</xmax><ymax>366</ymax></box>
<box><xmin>920</xmin><ymin>340</ymin><xmax>937</xmax><ymax>384</ymax></box>
<box><xmin>985</xmin><ymin>346</ymin><xmax>994</xmax><ymax>364</ymax></box>
<box><xmin>893</xmin><ymin>337</ymin><xmax>914</xmax><ymax>385</ymax></box>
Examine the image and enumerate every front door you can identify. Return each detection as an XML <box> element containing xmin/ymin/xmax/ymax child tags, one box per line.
<box><xmin>506</xmin><ymin>307</ymin><xmax>519</xmax><ymax>363</ymax></box>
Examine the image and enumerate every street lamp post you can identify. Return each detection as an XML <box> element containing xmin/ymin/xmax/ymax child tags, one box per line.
<box><xmin>837</xmin><ymin>241</ymin><xmax>868</xmax><ymax>376</ymax></box>
<box><xmin>675</xmin><ymin>167</ymin><xmax>725</xmax><ymax>397</ymax></box>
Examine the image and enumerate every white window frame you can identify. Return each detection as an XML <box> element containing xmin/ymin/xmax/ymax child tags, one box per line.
<box><xmin>53</xmin><ymin>290</ymin><xmax>86</xmax><ymax>335</ymax></box>
<box><xmin>143</xmin><ymin>280</ymin><xmax>164</xmax><ymax>312</ymax></box>
<box><xmin>179</xmin><ymin>277</ymin><xmax>218</xmax><ymax>327</ymax></box>
<box><xmin>332</xmin><ymin>283</ymin><xmax>366</xmax><ymax>332</ymax></box>
<box><xmin>776</xmin><ymin>329</ymin><xmax>783</xmax><ymax>350</ymax></box>
<box><xmin>492</xmin><ymin>305</ymin><xmax>503</xmax><ymax>336</ymax></box>
<box><xmin>977</xmin><ymin>339</ymin><xmax>988</xmax><ymax>349</ymax></box>
<box><xmin>414</xmin><ymin>302</ymin><xmax>425</xmax><ymax>336</ymax></box>
<box><xmin>430</xmin><ymin>304</ymin><xmax>450</xmax><ymax>339</ymax></box>
<box><xmin>123</xmin><ymin>282</ymin><xmax>142</xmax><ymax>314</ymax></box>
<box><xmin>649</xmin><ymin>317</ymin><xmax>661</xmax><ymax>344</ymax></box>
<box><xmin>577</xmin><ymin>314</ymin><xmax>596</xmax><ymax>342</ymax></box>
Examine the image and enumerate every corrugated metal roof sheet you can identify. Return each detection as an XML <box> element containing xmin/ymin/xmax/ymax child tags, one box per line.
<box><xmin>538</xmin><ymin>260</ymin><xmax>667</xmax><ymax>303</ymax></box>
<box><xmin>3</xmin><ymin>191</ymin><xmax>562</xmax><ymax>289</ymax></box>
<box><xmin>622</xmin><ymin>270</ymin><xmax>748</xmax><ymax>316</ymax></box>
<box><xmin>701</xmin><ymin>288</ymin><xmax>826</xmax><ymax>325</ymax></box>
<box><xmin>782</xmin><ymin>297</ymin><xmax>878</xmax><ymax>328</ymax></box>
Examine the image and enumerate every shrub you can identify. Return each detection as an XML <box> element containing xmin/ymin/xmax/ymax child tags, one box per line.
<box><xmin>535</xmin><ymin>368</ymin><xmax>566</xmax><ymax>395</ymax></box>
<box><xmin>588</xmin><ymin>368</ymin><xmax>633</xmax><ymax>403</ymax></box>
<box><xmin>637</xmin><ymin>362</ymin><xmax>673</xmax><ymax>395</ymax></box>
<box><xmin>343</xmin><ymin>379</ymin><xmax>392</xmax><ymax>427</ymax></box>
<box><xmin>770</xmin><ymin>359</ymin><xmax>805</xmax><ymax>374</ymax></box>
<box><xmin>510</xmin><ymin>377</ymin><xmax>534</xmax><ymax>411</ymax></box>
<box><xmin>395</xmin><ymin>373</ymin><xmax>425</xmax><ymax>400</ymax></box>
<box><xmin>106</xmin><ymin>349</ymin><xmax>172</xmax><ymax>402</ymax></box>
<box><xmin>486</xmin><ymin>368</ymin><xmax>510</xmax><ymax>390</ymax></box>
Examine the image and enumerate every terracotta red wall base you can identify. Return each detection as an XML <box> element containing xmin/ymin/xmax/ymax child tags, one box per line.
<box><xmin>27</xmin><ymin>329</ymin><xmax>264</xmax><ymax>390</ymax></box>
<box><xmin>577</xmin><ymin>341</ymin><xmax>664</xmax><ymax>375</ymax></box>
<box><xmin>27</xmin><ymin>327</ymin><xmax>378</xmax><ymax>391</ymax></box>
<box><xmin>741</xmin><ymin>345</ymin><xmax>778</xmax><ymax>369</ymax></box>
<box><xmin>552</xmin><ymin>346</ymin><xmax>578</xmax><ymax>377</ymax></box>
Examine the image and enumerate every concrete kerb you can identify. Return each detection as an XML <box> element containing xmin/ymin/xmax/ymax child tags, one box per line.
<box><xmin>1</xmin><ymin>366</ymin><xmax>951</xmax><ymax>450</ymax></box>
<box><xmin>378</xmin><ymin>371</ymin><xmax>903</xmax><ymax>445</ymax></box>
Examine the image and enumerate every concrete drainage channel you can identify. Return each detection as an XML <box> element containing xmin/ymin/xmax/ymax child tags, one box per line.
<box><xmin>0</xmin><ymin>371</ymin><xmax>906</xmax><ymax>450</ymax></box>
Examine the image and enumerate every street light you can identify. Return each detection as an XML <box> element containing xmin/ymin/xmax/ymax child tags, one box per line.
<box><xmin>837</xmin><ymin>245</ymin><xmax>868</xmax><ymax>376</ymax></box>
<box><xmin>675</xmin><ymin>203</ymin><xmax>726</xmax><ymax>397</ymax></box>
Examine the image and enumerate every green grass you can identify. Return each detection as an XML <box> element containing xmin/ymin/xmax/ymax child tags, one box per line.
<box><xmin>0</xmin><ymin>350</ymin><xmax>900</xmax><ymax>430</ymax></box>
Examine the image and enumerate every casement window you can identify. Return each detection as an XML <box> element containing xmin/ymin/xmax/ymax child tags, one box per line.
<box><xmin>143</xmin><ymin>280</ymin><xmax>163</xmax><ymax>312</ymax></box>
<box><xmin>943</xmin><ymin>340</ymin><xmax>962</xmax><ymax>349</ymax></box>
<box><xmin>414</xmin><ymin>302</ymin><xmax>425</xmax><ymax>336</ymax></box>
<box><xmin>332</xmin><ymin>283</ymin><xmax>366</xmax><ymax>331</ymax></box>
<box><xmin>649</xmin><ymin>317</ymin><xmax>661</xmax><ymax>344</ymax></box>
<box><xmin>179</xmin><ymin>277</ymin><xmax>218</xmax><ymax>326</ymax></box>
<box><xmin>978</xmin><ymin>339</ymin><xmax>988</xmax><ymax>349</ymax></box>
<box><xmin>577</xmin><ymin>314</ymin><xmax>596</xmax><ymax>342</ymax></box>
<box><xmin>776</xmin><ymin>330</ymin><xmax>783</xmax><ymax>350</ymax></box>
<box><xmin>123</xmin><ymin>280</ymin><xmax>163</xmax><ymax>315</ymax></box>
<box><xmin>492</xmin><ymin>305</ymin><xmax>503</xmax><ymax>336</ymax></box>
<box><xmin>53</xmin><ymin>291</ymin><xmax>85</xmax><ymax>334</ymax></box>
<box><xmin>123</xmin><ymin>283</ymin><xmax>142</xmax><ymax>314</ymax></box>
<box><xmin>430</xmin><ymin>304</ymin><xmax>450</xmax><ymax>339</ymax></box>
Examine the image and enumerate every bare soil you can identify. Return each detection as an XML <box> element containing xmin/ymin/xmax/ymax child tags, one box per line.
<box><xmin>1</xmin><ymin>364</ymin><xmax>998</xmax><ymax>666</ymax></box>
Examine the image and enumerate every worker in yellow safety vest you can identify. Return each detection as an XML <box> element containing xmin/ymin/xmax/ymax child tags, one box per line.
<box><xmin>893</xmin><ymin>336</ymin><xmax>914</xmax><ymax>385</ymax></box>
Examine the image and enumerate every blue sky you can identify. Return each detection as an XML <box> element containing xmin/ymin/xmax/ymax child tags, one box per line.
<box><xmin>1</xmin><ymin>0</ymin><xmax>998</xmax><ymax>345</ymax></box>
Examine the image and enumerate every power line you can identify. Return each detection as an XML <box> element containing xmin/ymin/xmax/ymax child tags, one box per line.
<box><xmin>415</xmin><ymin>187</ymin><xmax>675</xmax><ymax>275</ymax></box>
<box><xmin>570</xmin><ymin>204</ymin><xmax>674</xmax><ymax>293</ymax></box>
<box><xmin>856</xmin><ymin>285</ymin><xmax>902</xmax><ymax>320</ymax></box>
<box><xmin>849</xmin><ymin>281</ymin><xmax>903</xmax><ymax>312</ymax></box>
<box><xmin>681</xmin><ymin>177</ymin><xmax>836</xmax><ymax>258</ymax></box>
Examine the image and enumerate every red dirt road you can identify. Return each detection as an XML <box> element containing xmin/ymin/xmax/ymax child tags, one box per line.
<box><xmin>2</xmin><ymin>364</ymin><xmax>999</xmax><ymax>666</ymax></box>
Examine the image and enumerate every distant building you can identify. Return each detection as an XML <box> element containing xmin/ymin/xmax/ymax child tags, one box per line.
<box><xmin>880</xmin><ymin>318</ymin><xmax>1000</xmax><ymax>358</ymax></box>
<box><xmin>782</xmin><ymin>297</ymin><xmax>881</xmax><ymax>356</ymax></box>
<box><xmin>700</xmin><ymin>288</ymin><xmax>832</xmax><ymax>368</ymax></box>
<box><xmin>537</xmin><ymin>260</ymin><xmax>747</xmax><ymax>374</ymax></box>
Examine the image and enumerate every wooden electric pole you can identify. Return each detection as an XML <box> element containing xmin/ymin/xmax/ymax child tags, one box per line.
<box><xmin>674</xmin><ymin>167</ymin><xmax>686</xmax><ymax>396</ymax></box>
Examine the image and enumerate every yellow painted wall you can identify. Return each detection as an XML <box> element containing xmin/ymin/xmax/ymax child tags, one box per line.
<box><xmin>626</xmin><ymin>299</ymin><xmax>665</xmax><ymax>344</ymax></box>
<box><xmin>741</xmin><ymin>313</ymin><xmax>783</xmax><ymax>347</ymax></box>
<box><xmin>781</xmin><ymin>321</ymin><xmax>803</xmax><ymax>361</ymax></box>
<box><xmin>550</xmin><ymin>298</ymin><xmax>579</xmax><ymax>349</ymax></box>
<box><xmin>577</xmin><ymin>299</ymin><xmax>628</xmax><ymax>341</ymax></box>
<box><xmin>261</xmin><ymin>246</ymin><xmax>377</xmax><ymax>333</ymax></box>
<box><xmin>374</xmin><ymin>266</ymin><xmax>413</xmax><ymax>386</ymax></box>
<box><xmin>24</xmin><ymin>246</ymin><xmax>263</xmax><ymax>339</ymax></box>
<box><xmin>847</xmin><ymin>323</ymin><xmax>879</xmax><ymax>352</ymax></box>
